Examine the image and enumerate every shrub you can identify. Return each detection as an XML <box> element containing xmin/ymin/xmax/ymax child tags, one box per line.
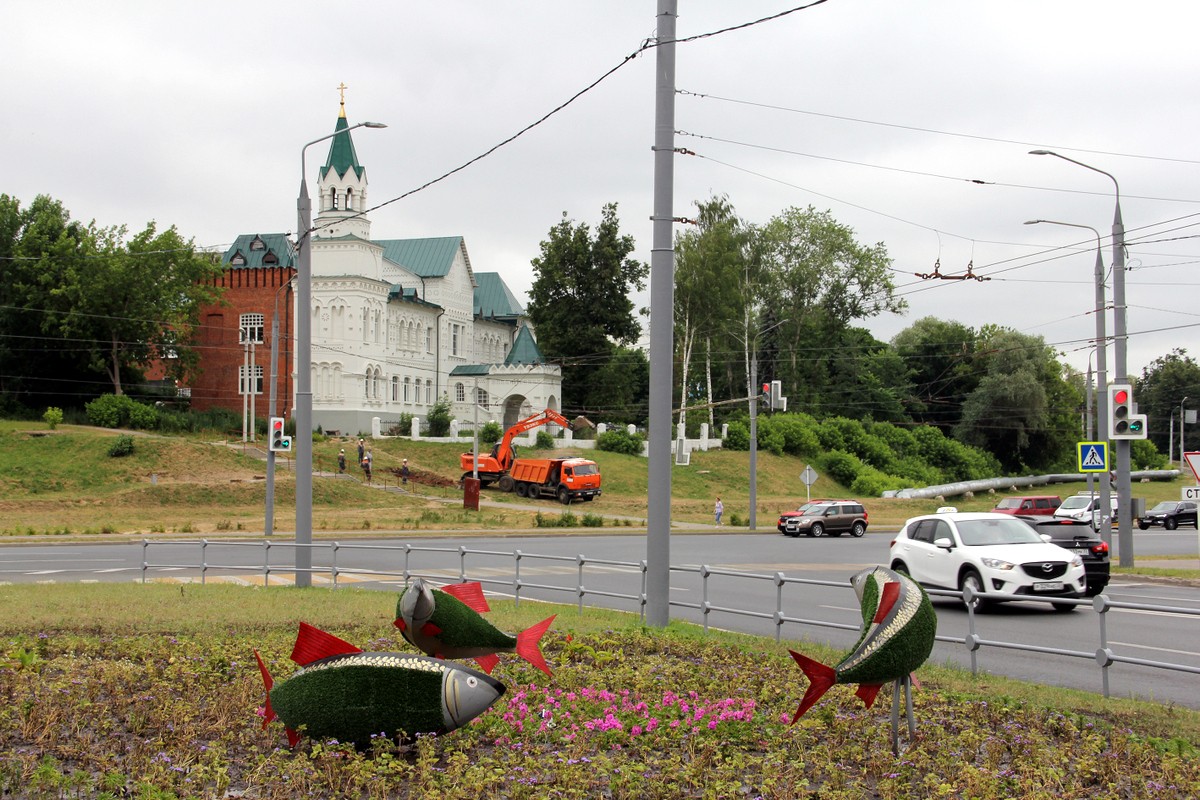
<box><xmin>126</xmin><ymin>402</ymin><xmax>159</xmax><ymax>430</ymax></box>
<box><xmin>107</xmin><ymin>434</ymin><xmax>135</xmax><ymax>458</ymax></box>
<box><xmin>1131</xmin><ymin>439</ymin><xmax>1168</xmax><ymax>470</ymax></box>
<box><xmin>819</xmin><ymin>449</ymin><xmax>863</xmax><ymax>488</ymax></box>
<box><xmin>426</xmin><ymin>397</ymin><xmax>452</xmax><ymax>437</ymax></box>
<box><xmin>534</xmin><ymin>430</ymin><xmax>555</xmax><ymax>449</ymax></box>
<box><xmin>85</xmin><ymin>394</ymin><xmax>133</xmax><ymax>428</ymax></box>
<box><xmin>722</xmin><ymin>421</ymin><xmax>750</xmax><ymax>451</ymax></box>
<box><xmin>581</xmin><ymin>513</ymin><xmax>604</xmax><ymax>527</ymax></box>
<box><xmin>765</xmin><ymin>414</ymin><xmax>820</xmax><ymax>456</ymax></box>
<box><xmin>479</xmin><ymin>421</ymin><xmax>503</xmax><ymax>445</ymax></box>
<box><xmin>596</xmin><ymin>428</ymin><xmax>644</xmax><ymax>455</ymax></box>
<box><xmin>42</xmin><ymin>407</ymin><xmax>63</xmax><ymax>430</ymax></box>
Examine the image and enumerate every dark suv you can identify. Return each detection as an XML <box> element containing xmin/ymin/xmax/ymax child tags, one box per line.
<box><xmin>1016</xmin><ymin>516</ymin><xmax>1111</xmax><ymax>596</ymax></box>
<box><xmin>783</xmin><ymin>502</ymin><xmax>868</xmax><ymax>538</ymax></box>
<box><xmin>1139</xmin><ymin>500</ymin><xmax>1198</xmax><ymax>531</ymax></box>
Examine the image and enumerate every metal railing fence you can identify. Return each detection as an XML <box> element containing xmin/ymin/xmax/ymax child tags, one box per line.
<box><xmin>141</xmin><ymin>538</ymin><xmax>1200</xmax><ymax>700</ymax></box>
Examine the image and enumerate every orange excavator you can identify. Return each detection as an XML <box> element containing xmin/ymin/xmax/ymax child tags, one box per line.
<box><xmin>460</xmin><ymin>409</ymin><xmax>576</xmax><ymax>490</ymax></box>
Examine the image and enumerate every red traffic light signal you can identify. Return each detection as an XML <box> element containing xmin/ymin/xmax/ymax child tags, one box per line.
<box><xmin>269</xmin><ymin>416</ymin><xmax>292</xmax><ymax>452</ymax></box>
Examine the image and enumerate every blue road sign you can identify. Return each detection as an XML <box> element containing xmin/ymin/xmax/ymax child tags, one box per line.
<box><xmin>1077</xmin><ymin>441</ymin><xmax>1108</xmax><ymax>473</ymax></box>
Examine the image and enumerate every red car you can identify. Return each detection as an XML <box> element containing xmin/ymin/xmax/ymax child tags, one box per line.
<box><xmin>992</xmin><ymin>495</ymin><xmax>1061</xmax><ymax>516</ymax></box>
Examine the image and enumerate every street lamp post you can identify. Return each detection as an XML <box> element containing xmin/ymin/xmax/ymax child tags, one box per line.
<box><xmin>1025</xmin><ymin>219</ymin><xmax>1111</xmax><ymax>540</ymax></box>
<box><xmin>1030</xmin><ymin>150</ymin><xmax>1132</xmax><ymax>565</ymax></box>
<box><xmin>295</xmin><ymin>120</ymin><xmax>386</xmax><ymax>587</ymax></box>
<box><xmin>1182</xmin><ymin>396</ymin><xmax>1191</xmax><ymax>466</ymax></box>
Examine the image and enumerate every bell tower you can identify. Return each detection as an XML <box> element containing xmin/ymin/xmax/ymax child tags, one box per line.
<box><xmin>314</xmin><ymin>85</ymin><xmax>371</xmax><ymax>241</ymax></box>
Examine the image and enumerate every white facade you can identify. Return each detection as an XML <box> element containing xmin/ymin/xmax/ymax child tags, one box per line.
<box><xmin>301</xmin><ymin>115</ymin><xmax>560</xmax><ymax>436</ymax></box>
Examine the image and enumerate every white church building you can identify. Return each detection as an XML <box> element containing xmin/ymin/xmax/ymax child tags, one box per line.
<box><xmin>218</xmin><ymin>102</ymin><xmax>561</xmax><ymax>436</ymax></box>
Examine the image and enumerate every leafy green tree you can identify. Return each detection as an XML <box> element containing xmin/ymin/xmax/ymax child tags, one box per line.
<box><xmin>0</xmin><ymin>195</ymin><xmax>222</xmax><ymax>408</ymax></box>
<box><xmin>673</xmin><ymin>196</ymin><xmax>754</xmax><ymax>430</ymax></box>
<box><xmin>892</xmin><ymin>317</ymin><xmax>980</xmax><ymax>433</ymax></box>
<box><xmin>752</xmin><ymin>206</ymin><xmax>905</xmax><ymax>420</ymax></box>
<box><xmin>49</xmin><ymin>220</ymin><xmax>222</xmax><ymax>395</ymax></box>
<box><xmin>954</xmin><ymin>328</ymin><xmax>1080</xmax><ymax>472</ymax></box>
<box><xmin>1136</xmin><ymin>348</ymin><xmax>1200</xmax><ymax>458</ymax></box>
<box><xmin>527</xmin><ymin>203</ymin><xmax>648</xmax><ymax>419</ymax></box>
<box><xmin>0</xmin><ymin>195</ymin><xmax>110</xmax><ymax>410</ymax></box>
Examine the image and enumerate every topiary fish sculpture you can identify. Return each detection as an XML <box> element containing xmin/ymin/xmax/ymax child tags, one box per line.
<box><xmin>789</xmin><ymin>566</ymin><xmax>936</xmax><ymax>723</ymax></box>
<box><xmin>395</xmin><ymin>578</ymin><xmax>555</xmax><ymax>676</ymax></box>
<box><xmin>254</xmin><ymin>622</ymin><xmax>505</xmax><ymax>748</ymax></box>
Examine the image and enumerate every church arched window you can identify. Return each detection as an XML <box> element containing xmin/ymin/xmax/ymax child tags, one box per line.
<box><xmin>330</xmin><ymin>187</ymin><xmax>339</xmax><ymax>211</ymax></box>
<box><xmin>345</xmin><ymin>188</ymin><xmax>354</xmax><ymax>211</ymax></box>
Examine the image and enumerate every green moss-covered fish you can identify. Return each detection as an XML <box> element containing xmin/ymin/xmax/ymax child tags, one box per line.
<box><xmin>789</xmin><ymin>566</ymin><xmax>936</xmax><ymax>721</ymax></box>
<box><xmin>254</xmin><ymin>622</ymin><xmax>505</xmax><ymax>748</ymax></box>
<box><xmin>395</xmin><ymin>578</ymin><xmax>555</xmax><ymax>676</ymax></box>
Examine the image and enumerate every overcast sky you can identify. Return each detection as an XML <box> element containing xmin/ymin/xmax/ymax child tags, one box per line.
<box><xmin>5</xmin><ymin>1</ymin><xmax>1198</xmax><ymax>380</ymax></box>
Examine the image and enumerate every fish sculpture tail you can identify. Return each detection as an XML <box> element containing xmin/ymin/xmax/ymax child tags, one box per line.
<box><xmin>254</xmin><ymin>649</ymin><xmax>300</xmax><ymax>747</ymax></box>
<box><xmin>788</xmin><ymin>650</ymin><xmax>837</xmax><ymax>722</ymax></box>
<box><xmin>516</xmin><ymin>615</ymin><xmax>556</xmax><ymax>676</ymax></box>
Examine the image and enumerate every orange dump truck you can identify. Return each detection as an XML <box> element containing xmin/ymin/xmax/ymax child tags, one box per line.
<box><xmin>509</xmin><ymin>457</ymin><xmax>602</xmax><ymax>504</ymax></box>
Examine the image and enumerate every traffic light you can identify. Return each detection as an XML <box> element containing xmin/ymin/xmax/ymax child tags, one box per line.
<box><xmin>770</xmin><ymin>379</ymin><xmax>785</xmax><ymax>411</ymax></box>
<box><xmin>269</xmin><ymin>416</ymin><xmax>293</xmax><ymax>453</ymax></box>
<box><xmin>1107</xmin><ymin>383</ymin><xmax>1148</xmax><ymax>440</ymax></box>
<box><xmin>761</xmin><ymin>382</ymin><xmax>771</xmax><ymax>410</ymax></box>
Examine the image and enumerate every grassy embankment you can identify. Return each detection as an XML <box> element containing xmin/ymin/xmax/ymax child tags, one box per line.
<box><xmin>3</xmin><ymin>419</ymin><xmax>1197</xmax><ymax>540</ymax></box>
<box><xmin>1</xmin><ymin>582</ymin><xmax>1197</xmax><ymax>799</ymax></box>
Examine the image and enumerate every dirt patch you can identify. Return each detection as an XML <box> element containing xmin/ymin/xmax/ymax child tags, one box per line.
<box><xmin>386</xmin><ymin>466</ymin><xmax>456</xmax><ymax>488</ymax></box>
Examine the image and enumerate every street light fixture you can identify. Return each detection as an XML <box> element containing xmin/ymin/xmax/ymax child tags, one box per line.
<box><xmin>295</xmin><ymin>120</ymin><xmax>386</xmax><ymax>587</ymax></box>
<box><xmin>1024</xmin><ymin>219</ymin><xmax>1112</xmax><ymax>540</ymax></box>
<box><xmin>1029</xmin><ymin>150</ymin><xmax>1133</xmax><ymax>564</ymax></box>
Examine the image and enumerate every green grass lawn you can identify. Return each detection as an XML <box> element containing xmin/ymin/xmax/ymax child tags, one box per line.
<box><xmin>1</xmin><ymin>582</ymin><xmax>1197</xmax><ymax>799</ymax></box>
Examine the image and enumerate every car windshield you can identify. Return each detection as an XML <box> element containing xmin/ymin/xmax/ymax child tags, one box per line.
<box><xmin>1148</xmin><ymin>501</ymin><xmax>1179</xmax><ymax>513</ymax></box>
<box><xmin>1058</xmin><ymin>496</ymin><xmax>1094</xmax><ymax>511</ymax></box>
<box><xmin>803</xmin><ymin>506</ymin><xmax>834</xmax><ymax>516</ymax></box>
<box><xmin>995</xmin><ymin>499</ymin><xmax>1021</xmax><ymax>509</ymax></box>
<box><xmin>955</xmin><ymin>518</ymin><xmax>1046</xmax><ymax>546</ymax></box>
<box><xmin>571</xmin><ymin>463</ymin><xmax>598</xmax><ymax>476</ymax></box>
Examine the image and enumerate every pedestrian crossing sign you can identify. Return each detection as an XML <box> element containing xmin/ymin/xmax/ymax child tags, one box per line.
<box><xmin>1077</xmin><ymin>441</ymin><xmax>1108</xmax><ymax>473</ymax></box>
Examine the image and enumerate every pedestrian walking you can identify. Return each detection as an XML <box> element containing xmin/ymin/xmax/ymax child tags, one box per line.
<box><xmin>714</xmin><ymin>497</ymin><xmax>724</xmax><ymax>526</ymax></box>
<box><xmin>400</xmin><ymin>458</ymin><xmax>410</xmax><ymax>489</ymax></box>
<box><xmin>337</xmin><ymin>449</ymin><xmax>346</xmax><ymax>473</ymax></box>
<box><xmin>361</xmin><ymin>449</ymin><xmax>372</xmax><ymax>483</ymax></box>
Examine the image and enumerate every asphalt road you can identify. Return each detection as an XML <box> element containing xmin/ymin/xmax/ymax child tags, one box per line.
<box><xmin>3</xmin><ymin>530</ymin><xmax>1198</xmax><ymax>708</ymax></box>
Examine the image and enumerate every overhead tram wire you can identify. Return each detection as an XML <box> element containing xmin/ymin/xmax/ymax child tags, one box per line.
<box><xmin>677</xmin><ymin>90</ymin><xmax>1200</xmax><ymax>167</ymax></box>
<box><xmin>303</xmin><ymin>2</ymin><xmax>835</xmax><ymax>237</ymax></box>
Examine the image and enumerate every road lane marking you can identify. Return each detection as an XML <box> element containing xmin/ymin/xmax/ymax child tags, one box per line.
<box><xmin>1110</xmin><ymin>640</ymin><xmax>1200</xmax><ymax>658</ymax></box>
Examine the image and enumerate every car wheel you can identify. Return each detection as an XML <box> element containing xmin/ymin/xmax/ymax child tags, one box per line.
<box><xmin>1052</xmin><ymin>601</ymin><xmax>1077</xmax><ymax>612</ymax></box>
<box><xmin>498</xmin><ymin>475</ymin><xmax>514</xmax><ymax>493</ymax></box>
<box><xmin>850</xmin><ymin>521</ymin><xmax>866</xmax><ymax>538</ymax></box>
<box><xmin>890</xmin><ymin>561</ymin><xmax>910</xmax><ymax>577</ymax></box>
<box><xmin>557</xmin><ymin>486</ymin><xmax>571</xmax><ymax>505</ymax></box>
<box><xmin>810</xmin><ymin>522</ymin><xmax>825</xmax><ymax>538</ymax></box>
<box><xmin>960</xmin><ymin>569</ymin><xmax>988</xmax><ymax>612</ymax></box>
<box><xmin>1166</xmin><ymin>517</ymin><xmax>1178</xmax><ymax>531</ymax></box>
<box><xmin>1138</xmin><ymin>521</ymin><xmax>1149</xmax><ymax>530</ymax></box>
<box><xmin>514</xmin><ymin>482</ymin><xmax>528</xmax><ymax>498</ymax></box>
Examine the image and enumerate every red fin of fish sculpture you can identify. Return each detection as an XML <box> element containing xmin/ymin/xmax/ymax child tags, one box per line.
<box><xmin>516</xmin><ymin>615</ymin><xmax>556</xmax><ymax>677</ymax></box>
<box><xmin>441</xmin><ymin>581</ymin><xmax>491</xmax><ymax>613</ymax></box>
<box><xmin>290</xmin><ymin>621</ymin><xmax>361</xmax><ymax>666</ymax></box>
<box><xmin>788</xmin><ymin>650</ymin><xmax>837</xmax><ymax>722</ymax></box>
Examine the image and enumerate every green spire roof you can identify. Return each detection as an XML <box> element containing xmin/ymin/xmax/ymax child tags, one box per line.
<box><xmin>319</xmin><ymin>116</ymin><xmax>365</xmax><ymax>180</ymax></box>
<box><xmin>505</xmin><ymin>325</ymin><xmax>546</xmax><ymax>366</ymax></box>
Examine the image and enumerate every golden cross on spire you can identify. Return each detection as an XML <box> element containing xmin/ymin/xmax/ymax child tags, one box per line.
<box><xmin>337</xmin><ymin>82</ymin><xmax>348</xmax><ymax>117</ymax></box>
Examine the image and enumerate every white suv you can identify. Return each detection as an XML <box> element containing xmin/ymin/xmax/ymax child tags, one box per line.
<box><xmin>888</xmin><ymin>510</ymin><xmax>1086</xmax><ymax>612</ymax></box>
<box><xmin>1053</xmin><ymin>493</ymin><xmax>1117</xmax><ymax>528</ymax></box>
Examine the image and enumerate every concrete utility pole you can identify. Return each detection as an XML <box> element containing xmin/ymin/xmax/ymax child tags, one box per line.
<box><xmin>646</xmin><ymin>0</ymin><xmax>678</xmax><ymax>628</ymax></box>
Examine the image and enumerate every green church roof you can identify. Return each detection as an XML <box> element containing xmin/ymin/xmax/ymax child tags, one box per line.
<box><xmin>505</xmin><ymin>325</ymin><xmax>546</xmax><ymax>366</ymax></box>
<box><xmin>221</xmin><ymin>234</ymin><xmax>296</xmax><ymax>268</ymax></box>
<box><xmin>474</xmin><ymin>272</ymin><xmax>525</xmax><ymax>319</ymax></box>
<box><xmin>376</xmin><ymin>237</ymin><xmax>464</xmax><ymax>278</ymax></box>
<box><xmin>319</xmin><ymin>116</ymin><xmax>365</xmax><ymax>181</ymax></box>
